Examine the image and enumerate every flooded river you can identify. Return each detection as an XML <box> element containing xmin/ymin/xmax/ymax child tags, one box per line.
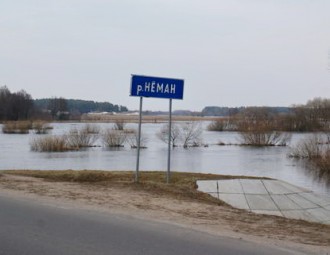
<box><xmin>0</xmin><ymin>122</ymin><xmax>329</xmax><ymax>195</ymax></box>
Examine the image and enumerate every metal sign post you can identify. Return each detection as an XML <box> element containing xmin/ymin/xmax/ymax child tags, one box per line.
<box><xmin>167</xmin><ymin>98</ymin><xmax>172</xmax><ymax>183</ymax></box>
<box><xmin>135</xmin><ymin>96</ymin><xmax>143</xmax><ymax>182</ymax></box>
<box><xmin>130</xmin><ymin>75</ymin><xmax>184</xmax><ymax>183</ymax></box>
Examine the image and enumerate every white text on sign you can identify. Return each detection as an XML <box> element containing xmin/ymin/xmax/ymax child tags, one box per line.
<box><xmin>136</xmin><ymin>82</ymin><xmax>176</xmax><ymax>96</ymax></box>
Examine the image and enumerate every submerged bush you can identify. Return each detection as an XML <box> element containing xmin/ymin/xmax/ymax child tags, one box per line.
<box><xmin>66</xmin><ymin>126</ymin><xmax>98</xmax><ymax>148</ymax></box>
<box><xmin>2</xmin><ymin>121</ymin><xmax>53</xmax><ymax>135</ymax></box>
<box><xmin>207</xmin><ymin>119</ymin><xmax>235</xmax><ymax>131</ymax></box>
<box><xmin>83</xmin><ymin>124</ymin><xmax>100</xmax><ymax>134</ymax></box>
<box><xmin>156</xmin><ymin>123</ymin><xmax>181</xmax><ymax>147</ymax></box>
<box><xmin>127</xmin><ymin>130</ymin><xmax>148</xmax><ymax>149</ymax></box>
<box><xmin>101</xmin><ymin>129</ymin><xmax>127</xmax><ymax>147</ymax></box>
<box><xmin>2</xmin><ymin>121</ymin><xmax>32</xmax><ymax>134</ymax></box>
<box><xmin>239</xmin><ymin>131</ymin><xmax>292</xmax><ymax>146</ymax></box>
<box><xmin>156</xmin><ymin>122</ymin><xmax>203</xmax><ymax>148</ymax></box>
<box><xmin>113</xmin><ymin>119</ymin><xmax>126</xmax><ymax>131</ymax></box>
<box><xmin>180</xmin><ymin>122</ymin><xmax>203</xmax><ymax>148</ymax></box>
<box><xmin>30</xmin><ymin>124</ymin><xmax>99</xmax><ymax>152</ymax></box>
<box><xmin>315</xmin><ymin>150</ymin><xmax>330</xmax><ymax>175</ymax></box>
<box><xmin>32</xmin><ymin>121</ymin><xmax>52</xmax><ymax>134</ymax></box>
<box><xmin>289</xmin><ymin>135</ymin><xmax>324</xmax><ymax>158</ymax></box>
<box><xmin>289</xmin><ymin>134</ymin><xmax>330</xmax><ymax>178</ymax></box>
<box><xmin>30</xmin><ymin>135</ymin><xmax>71</xmax><ymax>152</ymax></box>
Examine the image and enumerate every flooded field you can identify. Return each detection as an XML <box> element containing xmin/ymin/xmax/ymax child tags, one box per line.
<box><xmin>0</xmin><ymin>122</ymin><xmax>329</xmax><ymax>195</ymax></box>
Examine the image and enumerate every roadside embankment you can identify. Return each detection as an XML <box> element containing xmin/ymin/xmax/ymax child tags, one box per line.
<box><xmin>0</xmin><ymin>170</ymin><xmax>329</xmax><ymax>254</ymax></box>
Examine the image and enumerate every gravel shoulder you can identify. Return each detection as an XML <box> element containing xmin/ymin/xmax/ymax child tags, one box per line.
<box><xmin>0</xmin><ymin>174</ymin><xmax>329</xmax><ymax>255</ymax></box>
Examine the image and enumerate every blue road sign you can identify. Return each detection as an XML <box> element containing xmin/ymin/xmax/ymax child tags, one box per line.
<box><xmin>130</xmin><ymin>75</ymin><xmax>184</xmax><ymax>100</ymax></box>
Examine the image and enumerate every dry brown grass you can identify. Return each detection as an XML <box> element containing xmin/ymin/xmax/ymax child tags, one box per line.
<box><xmin>30</xmin><ymin>135</ymin><xmax>73</xmax><ymax>152</ymax></box>
<box><xmin>1</xmin><ymin>170</ymin><xmax>268</xmax><ymax>204</ymax></box>
<box><xmin>2</xmin><ymin>121</ymin><xmax>53</xmax><ymax>134</ymax></box>
<box><xmin>2</xmin><ymin>121</ymin><xmax>32</xmax><ymax>134</ymax></box>
<box><xmin>30</xmin><ymin>124</ymin><xmax>99</xmax><ymax>152</ymax></box>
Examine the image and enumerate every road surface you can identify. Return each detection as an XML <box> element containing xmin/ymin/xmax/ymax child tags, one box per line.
<box><xmin>0</xmin><ymin>195</ymin><xmax>301</xmax><ymax>255</ymax></box>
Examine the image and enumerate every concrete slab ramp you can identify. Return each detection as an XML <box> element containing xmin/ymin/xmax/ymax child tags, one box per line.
<box><xmin>197</xmin><ymin>179</ymin><xmax>330</xmax><ymax>224</ymax></box>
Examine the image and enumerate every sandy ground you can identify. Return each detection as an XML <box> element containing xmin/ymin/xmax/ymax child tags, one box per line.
<box><xmin>0</xmin><ymin>174</ymin><xmax>330</xmax><ymax>255</ymax></box>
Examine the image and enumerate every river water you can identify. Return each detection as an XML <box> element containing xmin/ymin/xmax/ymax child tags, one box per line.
<box><xmin>1</xmin><ymin>122</ymin><xmax>329</xmax><ymax>195</ymax></box>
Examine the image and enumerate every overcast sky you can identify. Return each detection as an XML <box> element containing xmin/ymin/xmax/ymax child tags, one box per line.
<box><xmin>1</xmin><ymin>0</ymin><xmax>329</xmax><ymax>111</ymax></box>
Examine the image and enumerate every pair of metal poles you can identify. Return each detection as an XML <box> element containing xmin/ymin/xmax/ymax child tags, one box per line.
<box><xmin>135</xmin><ymin>97</ymin><xmax>172</xmax><ymax>183</ymax></box>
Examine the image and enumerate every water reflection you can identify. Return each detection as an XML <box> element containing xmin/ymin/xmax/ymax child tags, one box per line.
<box><xmin>298</xmin><ymin>159</ymin><xmax>330</xmax><ymax>188</ymax></box>
<box><xmin>102</xmin><ymin>147</ymin><xmax>126</xmax><ymax>152</ymax></box>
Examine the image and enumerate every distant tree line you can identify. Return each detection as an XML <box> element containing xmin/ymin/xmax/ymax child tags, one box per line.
<box><xmin>0</xmin><ymin>86</ymin><xmax>128</xmax><ymax>121</ymax></box>
<box><xmin>34</xmin><ymin>98</ymin><xmax>128</xmax><ymax>120</ymax></box>
<box><xmin>208</xmin><ymin>98</ymin><xmax>330</xmax><ymax>133</ymax></box>
<box><xmin>0</xmin><ymin>86</ymin><xmax>34</xmax><ymax>121</ymax></box>
<box><xmin>202</xmin><ymin>106</ymin><xmax>290</xmax><ymax>117</ymax></box>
